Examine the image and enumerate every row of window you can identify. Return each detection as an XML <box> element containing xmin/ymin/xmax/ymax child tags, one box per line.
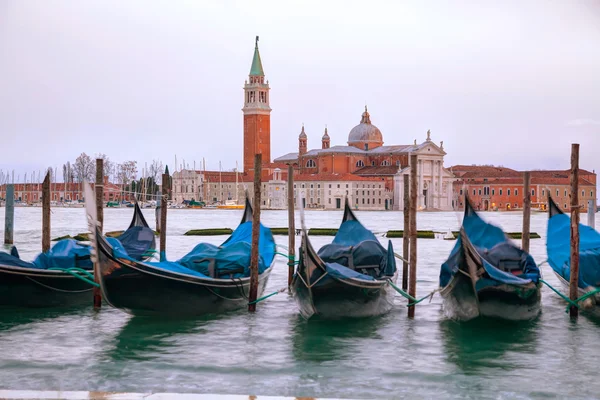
<box><xmin>293</xmin><ymin>183</ymin><xmax>383</xmax><ymax>189</ymax></box>
<box><xmin>461</xmin><ymin>187</ymin><xmax>595</xmax><ymax>198</ymax></box>
<box><xmin>305</xmin><ymin>159</ymin><xmax>400</xmax><ymax>168</ymax></box>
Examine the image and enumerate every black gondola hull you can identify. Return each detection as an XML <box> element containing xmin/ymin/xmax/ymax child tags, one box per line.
<box><xmin>96</xmin><ymin>235</ymin><xmax>273</xmax><ymax>316</ymax></box>
<box><xmin>440</xmin><ymin>226</ymin><xmax>541</xmax><ymax>321</ymax></box>
<box><xmin>292</xmin><ymin>272</ymin><xmax>396</xmax><ymax>319</ymax></box>
<box><xmin>440</xmin><ymin>276</ymin><xmax>541</xmax><ymax>321</ymax></box>
<box><xmin>0</xmin><ymin>265</ymin><xmax>92</xmax><ymax>308</ymax></box>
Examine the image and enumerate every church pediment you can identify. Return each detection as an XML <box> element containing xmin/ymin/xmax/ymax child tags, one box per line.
<box><xmin>413</xmin><ymin>141</ymin><xmax>446</xmax><ymax>156</ymax></box>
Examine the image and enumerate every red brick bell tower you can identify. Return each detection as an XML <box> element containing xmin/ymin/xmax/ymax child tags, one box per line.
<box><xmin>243</xmin><ymin>36</ymin><xmax>271</xmax><ymax>173</ymax></box>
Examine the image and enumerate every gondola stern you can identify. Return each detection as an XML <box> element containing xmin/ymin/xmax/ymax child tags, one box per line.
<box><xmin>129</xmin><ymin>200</ymin><xmax>151</xmax><ymax>229</ymax></box>
<box><xmin>548</xmin><ymin>195</ymin><xmax>563</xmax><ymax>218</ymax></box>
<box><xmin>342</xmin><ymin>197</ymin><xmax>358</xmax><ymax>222</ymax></box>
<box><xmin>240</xmin><ymin>191</ymin><xmax>253</xmax><ymax>224</ymax></box>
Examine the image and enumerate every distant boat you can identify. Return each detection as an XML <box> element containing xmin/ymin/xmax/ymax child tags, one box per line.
<box><xmin>439</xmin><ymin>196</ymin><xmax>541</xmax><ymax>321</ymax></box>
<box><xmin>217</xmin><ymin>199</ymin><xmax>244</xmax><ymax>210</ymax></box>
<box><xmin>217</xmin><ymin>161</ymin><xmax>243</xmax><ymax>210</ymax></box>
<box><xmin>546</xmin><ymin>196</ymin><xmax>600</xmax><ymax>317</ymax></box>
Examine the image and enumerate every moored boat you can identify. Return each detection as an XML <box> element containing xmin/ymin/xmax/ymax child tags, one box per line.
<box><xmin>291</xmin><ymin>199</ymin><xmax>398</xmax><ymax>319</ymax></box>
<box><xmin>85</xmin><ymin>184</ymin><xmax>276</xmax><ymax>317</ymax></box>
<box><xmin>0</xmin><ymin>202</ymin><xmax>156</xmax><ymax>308</ymax></box>
<box><xmin>439</xmin><ymin>197</ymin><xmax>541</xmax><ymax>321</ymax></box>
<box><xmin>546</xmin><ymin>196</ymin><xmax>600</xmax><ymax>317</ymax></box>
<box><xmin>217</xmin><ymin>200</ymin><xmax>244</xmax><ymax>210</ymax></box>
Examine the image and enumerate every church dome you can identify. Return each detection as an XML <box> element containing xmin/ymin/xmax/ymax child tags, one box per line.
<box><xmin>347</xmin><ymin>107</ymin><xmax>383</xmax><ymax>149</ymax></box>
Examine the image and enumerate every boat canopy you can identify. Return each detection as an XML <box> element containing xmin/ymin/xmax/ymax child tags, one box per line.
<box><xmin>0</xmin><ymin>203</ymin><xmax>155</xmax><ymax>270</ymax></box>
<box><xmin>0</xmin><ymin>239</ymin><xmax>93</xmax><ymax>270</ymax></box>
<box><xmin>440</xmin><ymin>200</ymin><xmax>540</xmax><ymax>287</ymax></box>
<box><xmin>547</xmin><ymin>196</ymin><xmax>600</xmax><ymax>288</ymax></box>
<box><xmin>111</xmin><ymin>198</ymin><xmax>275</xmax><ymax>280</ymax></box>
<box><xmin>314</xmin><ymin>200</ymin><xmax>396</xmax><ymax>280</ymax></box>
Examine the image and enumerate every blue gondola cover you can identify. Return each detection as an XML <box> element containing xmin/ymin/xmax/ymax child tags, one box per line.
<box><xmin>440</xmin><ymin>205</ymin><xmax>540</xmax><ymax>288</ymax></box>
<box><xmin>547</xmin><ymin>211</ymin><xmax>600</xmax><ymax>288</ymax></box>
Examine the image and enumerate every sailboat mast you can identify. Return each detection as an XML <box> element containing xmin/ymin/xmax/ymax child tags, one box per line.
<box><xmin>203</xmin><ymin>158</ymin><xmax>207</xmax><ymax>203</ymax></box>
<box><xmin>219</xmin><ymin>161</ymin><xmax>222</xmax><ymax>204</ymax></box>
<box><xmin>236</xmin><ymin>161</ymin><xmax>239</xmax><ymax>204</ymax></box>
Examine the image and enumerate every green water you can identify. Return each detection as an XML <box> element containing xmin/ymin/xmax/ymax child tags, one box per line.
<box><xmin>0</xmin><ymin>208</ymin><xmax>599</xmax><ymax>399</ymax></box>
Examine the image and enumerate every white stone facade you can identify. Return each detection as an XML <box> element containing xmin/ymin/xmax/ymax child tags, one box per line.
<box><xmin>392</xmin><ymin>140</ymin><xmax>456</xmax><ymax>211</ymax></box>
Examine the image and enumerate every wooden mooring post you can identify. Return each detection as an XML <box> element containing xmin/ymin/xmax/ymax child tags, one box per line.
<box><xmin>4</xmin><ymin>184</ymin><xmax>14</xmax><ymax>245</ymax></box>
<box><xmin>522</xmin><ymin>171</ymin><xmax>531</xmax><ymax>253</ymax></box>
<box><xmin>408</xmin><ymin>154</ymin><xmax>418</xmax><ymax>318</ymax></box>
<box><xmin>160</xmin><ymin>167</ymin><xmax>169</xmax><ymax>262</ymax></box>
<box><xmin>402</xmin><ymin>174</ymin><xmax>410</xmax><ymax>291</ymax></box>
<box><xmin>588</xmin><ymin>199</ymin><xmax>595</xmax><ymax>229</ymax></box>
<box><xmin>569</xmin><ymin>143</ymin><xmax>580</xmax><ymax>318</ymax></box>
<box><xmin>93</xmin><ymin>159</ymin><xmax>104</xmax><ymax>309</ymax></box>
<box><xmin>155</xmin><ymin>191</ymin><xmax>161</xmax><ymax>234</ymax></box>
<box><xmin>248</xmin><ymin>154</ymin><xmax>262</xmax><ymax>312</ymax></box>
<box><xmin>42</xmin><ymin>172</ymin><xmax>51</xmax><ymax>253</ymax></box>
<box><xmin>287</xmin><ymin>163</ymin><xmax>295</xmax><ymax>287</ymax></box>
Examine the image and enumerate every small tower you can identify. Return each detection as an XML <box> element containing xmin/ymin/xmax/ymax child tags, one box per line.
<box><xmin>322</xmin><ymin>126</ymin><xmax>330</xmax><ymax>149</ymax></box>
<box><xmin>242</xmin><ymin>36</ymin><xmax>272</xmax><ymax>173</ymax></box>
<box><xmin>299</xmin><ymin>124</ymin><xmax>307</xmax><ymax>156</ymax></box>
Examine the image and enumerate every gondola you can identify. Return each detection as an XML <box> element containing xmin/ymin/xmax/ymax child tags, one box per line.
<box><xmin>84</xmin><ymin>184</ymin><xmax>276</xmax><ymax>317</ymax></box>
<box><xmin>291</xmin><ymin>199</ymin><xmax>398</xmax><ymax>319</ymax></box>
<box><xmin>0</xmin><ymin>202</ymin><xmax>156</xmax><ymax>308</ymax></box>
<box><xmin>546</xmin><ymin>196</ymin><xmax>600</xmax><ymax>316</ymax></box>
<box><xmin>439</xmin><ymin>197</ymin><xmax>541</xmax><ymax>321</ymax></box>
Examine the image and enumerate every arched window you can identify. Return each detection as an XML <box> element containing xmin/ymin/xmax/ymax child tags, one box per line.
<box><xmin>356</xmin><ymin>160</ymin><xmax>365</xmax><ymax>168</ymax></box>
<box><xmin>306</xmin><ymin>159</ymin><xmax>316</xmax><ymax>168</ymax></box>
<box><xmin>381</xmin><ymin>160</ymin><xmax>390</xmax><ymax>166</ymax></box>
<box><xmin>371</xmin><ymin>161</ymin><xmax>376</xmax><ymax>166</ymax></box>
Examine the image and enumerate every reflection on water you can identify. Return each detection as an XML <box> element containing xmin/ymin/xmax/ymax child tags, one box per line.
<box><xmin>291</xmin><ymin>314</ymin><xmax>387</xmax><ymax>362</ymax></box>
<box><xmin>440</xmin><ymin>317</ymin><xmax>539</xmax><ymax>374</ymax></box>
<box><xmin>0</xmin><ymin>305</ymin><xmax>88</xmax><ymax>333</ymax></box>
<box><xmin>106</xmin><ymin>314</ymin><xmax>227</xmax><ymax>362</ymax></box>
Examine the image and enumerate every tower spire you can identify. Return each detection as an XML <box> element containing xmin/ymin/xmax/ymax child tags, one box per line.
<box><xmin>249</xmin><ymin>35</ymin><xmax>264</xmax><ymax>76</ymax></box>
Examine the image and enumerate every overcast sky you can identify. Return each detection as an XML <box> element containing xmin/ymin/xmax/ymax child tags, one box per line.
<box><xmin>1</xmin><ymin>0</ymin><xmax>599</xmax><ymax>180</ymax></box>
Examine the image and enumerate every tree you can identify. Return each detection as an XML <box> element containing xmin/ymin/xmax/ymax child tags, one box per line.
<box><xmin>148</xmin><ymin>159</ymin><xmax>163</xmax><ymax>185</ymax></box>
<box><xmin>62</xmin><ymin>161</ymin><xmax>74</xmax><ymax>183</ymax></box>
<box><xmin>73</xmin><ymin>153</ymin><xmax>95</xmax><ymax>183</ymax></box>
<box><xmin>117</xmin><ymin>161</ymin><xmax>138</xmax><ymax>200</ymax></box>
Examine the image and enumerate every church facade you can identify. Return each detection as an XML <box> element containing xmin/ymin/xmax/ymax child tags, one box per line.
<box><xmin>273</xmin><ymin>107</ymin><xmax>456</xmax><ymax>210</ymax></box>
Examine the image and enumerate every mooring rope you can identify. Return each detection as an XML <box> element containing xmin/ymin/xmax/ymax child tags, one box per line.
<box><xmin>393</xmin><ymin>252</ymin><xmax>409</xmax><ymax>264</ymax></box>
<box><xmin>247</xmin><ymin>287</ymin><xmax>288</xmax><ymax>305</ymax></box>
<box><xmin>274</xmin><ymin>251</ymin><xmax>299</xmax><ymax>265</ymax></box>
<box><xmin>539</xmin><ymin>279</ymin><xmax>600</xmax><ymax>313</ymax></box>
<box><xmin>387</xmin><ymin>279</ymin><xmax>437</xmax><ymax>306</ymax></box>
<box><xmin>537</xmin><ymin>259</ymin><xmax>548</xmax><ymax>267</ymax></box>
<box><xmin>47</xmin><ymin>267</ymin><xmax>99</xmax><ymax>287</ymax></box>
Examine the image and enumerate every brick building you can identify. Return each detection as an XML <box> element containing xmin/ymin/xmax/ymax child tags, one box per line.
<box><xmin>451</xmin><ymin>165</ymin><xmax>597</xmax><ymax>212</ymax></box>
<box><xmin>0</xmin><ymin>176</ymin><xmax>133</xmax><ymax>204</ymax></box>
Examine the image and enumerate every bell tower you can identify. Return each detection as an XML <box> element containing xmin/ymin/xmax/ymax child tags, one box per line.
<box><xmin>243</xmin><ymin>36</ymin><xmax>271</xmax><ymax>173</ymax></box>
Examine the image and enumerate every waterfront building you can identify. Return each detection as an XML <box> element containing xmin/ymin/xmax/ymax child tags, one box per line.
<box><xmin>274</xmin><ymin>113</ymin><xmax>456</xmax><ymax>210</ymax></box>
<box><xmin>451</xmin><ymin>165</ymin><xmax>597</xmax><ymax>212</ymax></box>
<box><xmin>0</xmin><ymin>177</ymin><xmax>132</xmax><ymax>204</ymax></box>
